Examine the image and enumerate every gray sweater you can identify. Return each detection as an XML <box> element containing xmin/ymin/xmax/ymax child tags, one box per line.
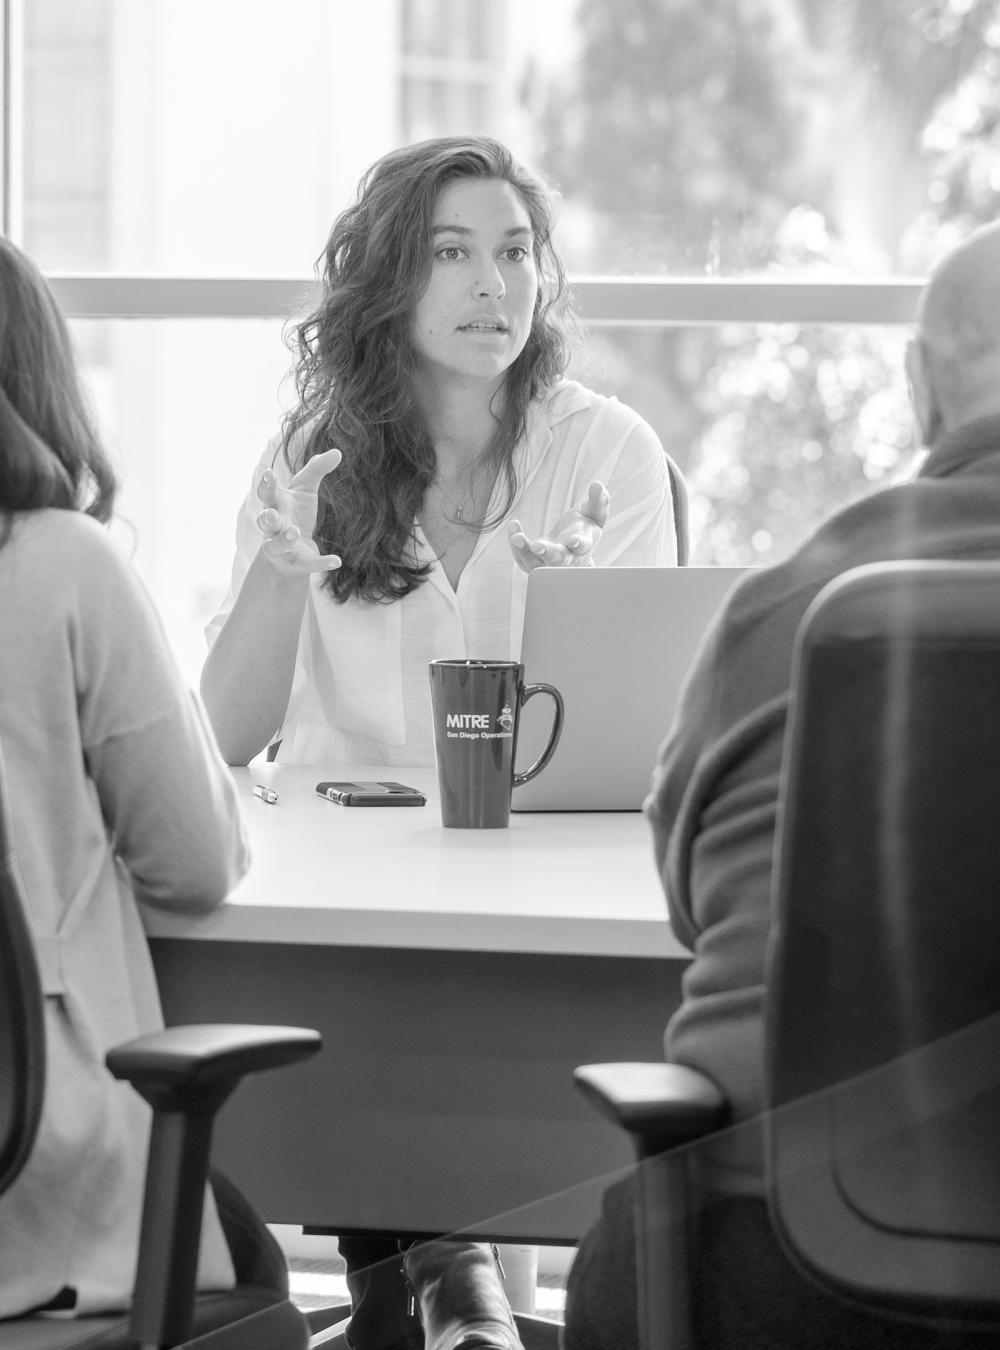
<box><xmin>0</xmin><ymin>509</ymin><xmax>249</xmax><ymax>1313</ymax></box>
<box><xmin>646</xmin><ymin>416</ymin><xmax>1000</xmax><ymax>1194</ymax></box>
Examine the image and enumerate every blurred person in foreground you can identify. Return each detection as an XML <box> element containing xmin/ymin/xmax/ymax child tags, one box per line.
<box><xmin>564</xmin><ymin>218</ymin><xmax>1000</xmax><ymax>1349</ymax></box>
<box><xmin>201</xmin><ymin>135</ymin><xmax>676</xmax><ymax>1350</ymax></box>
<box><xmin>0</xmin><ymin>238</ymin><xmax>250</xmax><ymax>1314</ymax></box>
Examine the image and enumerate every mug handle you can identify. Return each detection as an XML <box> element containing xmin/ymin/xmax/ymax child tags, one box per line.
<box><xmin>513</xmin><ymin>682</ymin><xmax>565</xmax><ymax>787</ymax></box>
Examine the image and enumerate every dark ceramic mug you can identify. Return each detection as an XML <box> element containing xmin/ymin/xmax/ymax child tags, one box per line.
<box><xmin>428</xmin><ymin>660</ymin><xmax>564</xmax><ymax>828</ymax></box>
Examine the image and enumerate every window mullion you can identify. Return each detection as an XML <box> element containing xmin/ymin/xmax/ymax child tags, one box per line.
<box><xmin>1</xmin><ymin>0</ymin><xmax>23</xmax><ymax>241</ymax></box>
<box><xmin>45</xmin><ymin>275</ymin><xmax>924</xmax><ymax>327</ymax></box>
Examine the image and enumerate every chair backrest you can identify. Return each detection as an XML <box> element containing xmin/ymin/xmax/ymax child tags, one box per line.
<box><xmin>664</xmin><ymin>452</ymin><xmax>690</xmax><ymax>567</ymax></box>
<box><xmin>0</xmin><ymin>741</ymin><xmax>46</xmax><ymax>1197</ymax></box>
<box><xmin>766</xmin><ymin>561</ymin><xmax>1000</xmax><ymax>1327</ymax></box>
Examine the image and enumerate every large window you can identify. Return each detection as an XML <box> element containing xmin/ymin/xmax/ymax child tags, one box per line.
<box><xmin>7</xmin><ymin>0</ymin><xmax>1000</xmax><ymax>674</ymax></box>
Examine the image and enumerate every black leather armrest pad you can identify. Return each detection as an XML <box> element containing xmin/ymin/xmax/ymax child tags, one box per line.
<box><xmin>106</xmin><ymin>1023</ymin><xmax>321</xmax><ymax>1090</ymax></box>
<box><xmin>574</xmin><ymin>1061</ymin><xmax>728</xmax><ymax>1147</ymax></box>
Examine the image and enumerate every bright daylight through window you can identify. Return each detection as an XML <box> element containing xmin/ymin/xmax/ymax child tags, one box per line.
<box><xmin>7</xmin><ymin>0</ymin><xmax>1000</xmax><ymax>674</ymax></box>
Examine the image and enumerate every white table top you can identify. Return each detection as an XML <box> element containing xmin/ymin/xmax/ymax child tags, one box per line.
<box><xmin>141</xmin><ymin>765</ymin><xmax>689</xmax><ymax>959</ymax></box>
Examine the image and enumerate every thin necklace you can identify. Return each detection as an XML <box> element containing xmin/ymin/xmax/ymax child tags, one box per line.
<box><xmin>454</xmin><ymin>485</ymin><xmax>476</xmax><ymax>522</ymax></box>
<box><xmin>438</xmin><ymin>455</ymin><xmax>500</xmax><ymax>525</ymax></box>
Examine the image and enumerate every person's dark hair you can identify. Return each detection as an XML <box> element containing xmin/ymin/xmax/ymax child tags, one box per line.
<box><xmin>282</xmin><ymin>135</ymin><xmax>577</xmax><ymax>604</ymax></box>
<box><xmin>0</xmin><ymin>237</ymin><xmax>116</xmax><ymax>549</ymax></box>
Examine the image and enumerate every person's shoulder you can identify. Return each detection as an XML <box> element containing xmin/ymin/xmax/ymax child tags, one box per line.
<box><xmin>539</xmin><ymin>377</ymin><xmax>597</xmax><ymax>421</ymax></box>
<box><xmin>11</xmin><ymin>508</ymin><xmax>121</xmax><ymax>571</ymax></box>
<box><xmin>686</xmin><ymin>474</ymin><xmax>966</xmax><ymax>684</ymax></box>
<box><xmin>539</xmin><ymin>378</ymin><xmax>644</xmax><ymax>429</ymax></box>
<box><xmin>538</xmin><ymin>379</ymin><xmax>662</xmax><ymax>456</ymax></box>
<box><xmin>1</xmin><ymin>512</ymin><xmax>148</xmax><ymax>641</ymax></box>
<box><xmin>32</xmin><ymin>510</ymin><xmax>155</xmax><ymax>602</ymax></box>
<box><xmin>710</xmin><ymin>500</ymin><xmax>882</xmax><ymax>656</ymax></box>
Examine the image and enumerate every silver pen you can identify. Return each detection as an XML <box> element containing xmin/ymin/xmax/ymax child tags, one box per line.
<box><xmin>252</xmin><ymin>784</ymin><xmax>278</xmax><ymax>805</ymax></box>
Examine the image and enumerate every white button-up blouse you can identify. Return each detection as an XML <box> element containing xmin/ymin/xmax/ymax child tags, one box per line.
<box><xmin>208</xmin><ymin>379</ymin><xmax>677</xmax><ymax>767</ymax></box>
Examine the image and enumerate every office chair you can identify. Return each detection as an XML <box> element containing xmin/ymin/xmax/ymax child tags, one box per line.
<box><xmin>664</xmin><ymin>452</ymin><xmax>690</xmax><ymax>567</ymax></box>
<box><xmin>574</xmin><ymin>560</ymin><xmax>1000</xmax><ymax>1348</ymax></box>
<box><xmin>0</xmin><ymin>747</ymin><xmax>337</xmax><ymax>1350</ymax></box>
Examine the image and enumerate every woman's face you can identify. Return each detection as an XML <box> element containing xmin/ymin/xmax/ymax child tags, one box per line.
<box><xmin>409</xmin><ymin>177</ymin><xmax>539</xmax><ymax>396</ymax></box>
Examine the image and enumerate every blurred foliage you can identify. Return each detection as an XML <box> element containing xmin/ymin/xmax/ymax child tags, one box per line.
<box><xmin>537</xmin><ymin>0</ymin><xmax>805</xmax><ymax>272</ymax></box>
<box><xmin>542</xmin><ymin>0</ymin><xmax>1000</xmax><ymax>564</ymax></box>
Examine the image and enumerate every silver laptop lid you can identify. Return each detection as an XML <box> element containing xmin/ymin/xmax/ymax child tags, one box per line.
<box><xmin>512</xmin><ymin>566</ymin><xmax>746</xmax><ymax>812</ymax></box>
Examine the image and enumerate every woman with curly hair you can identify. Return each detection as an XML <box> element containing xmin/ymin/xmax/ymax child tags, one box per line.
<box><xmin>202</xmin><ymin>135</ymin><xmax>676</xmax><ymax>769</ymax></box>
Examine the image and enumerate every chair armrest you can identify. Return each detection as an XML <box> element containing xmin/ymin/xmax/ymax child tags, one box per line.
<box><xmin>106</xmin><ymin>1023</ymin><xmax>321</xmax><ymax>1111</ymax></box>
<box><xmin>106</xmin><ymin>1023</ymin><xmax>321</xmax><ymax>1347</ymax></box>
<box><xmin>574</xmin><ymin>1061</ymin><xmax>728</xmax><ymax>1159</ymax></box>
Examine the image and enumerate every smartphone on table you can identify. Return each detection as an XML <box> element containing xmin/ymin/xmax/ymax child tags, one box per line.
<box><xmin>315</xmin><ymin>780</ymin><xmax>427</xmax><ymax>807</ymax></box>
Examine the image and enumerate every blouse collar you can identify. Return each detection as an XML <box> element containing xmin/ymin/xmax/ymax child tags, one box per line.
<box><xmin>515</xmin><ymin>378</ymin><xmax>591</xmax><ymax>480</ymax></box>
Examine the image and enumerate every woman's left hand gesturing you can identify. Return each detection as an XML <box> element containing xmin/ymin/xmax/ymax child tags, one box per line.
<box><xmin>507</xmin><ymin>481</ymin><xmax>610</xmax><ymax>572</ymax></box>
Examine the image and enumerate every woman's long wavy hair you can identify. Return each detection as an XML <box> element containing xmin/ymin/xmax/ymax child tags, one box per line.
<box><xmin>0</xmin><ymin>237</ymin><xmax>116</xmax><ymax>551</ymax></box>
<box><xmin>282</xmin><ymin>136</ymin><xmax>577</xmax><ymax>604</ymax></box>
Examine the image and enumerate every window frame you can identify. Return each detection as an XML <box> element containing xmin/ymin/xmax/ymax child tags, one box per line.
<box><xmin>44</xmin><ymin>274</ymin><xmax>922</xmax><ymax>327</ymax></box>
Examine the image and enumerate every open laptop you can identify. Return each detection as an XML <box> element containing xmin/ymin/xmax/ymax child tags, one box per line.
<box><xmin>511</xmin><ymin>566</ymin><xmax>746</xmax><ymax>812</ymax></box>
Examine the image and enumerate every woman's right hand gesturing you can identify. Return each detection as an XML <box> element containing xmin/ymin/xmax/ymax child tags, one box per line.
<box><xmin>255</xmin><ymin>447</ymin><xmax>343</xmax><ymax>575</ymax></box>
